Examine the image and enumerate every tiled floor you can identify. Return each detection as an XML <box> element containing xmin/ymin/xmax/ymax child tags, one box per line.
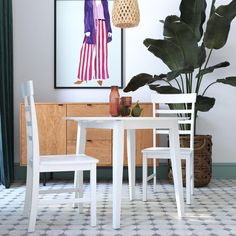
<box><xmin>0</xmin><ymin>179</ymin><xmax>236</xmax><ymax>236</ymax></box>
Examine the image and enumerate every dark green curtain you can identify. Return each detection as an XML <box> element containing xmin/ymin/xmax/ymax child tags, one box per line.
<box><xmin>0</xmin><ymin>0</ymin><xmax>14</xmax><ymax>188</ymax></box>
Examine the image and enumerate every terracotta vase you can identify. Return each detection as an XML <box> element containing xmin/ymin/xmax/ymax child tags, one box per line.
<box><xmin>109</xmin><ymin>86</ymin><xmax>120</xmax><ymax>117</ymax></box>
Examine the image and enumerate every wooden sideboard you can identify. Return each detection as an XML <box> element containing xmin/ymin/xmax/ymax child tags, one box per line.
<box><xmin>20</xmin><ymin>103</ymin><xmax>155</xmax><ymax>166</ymax></box>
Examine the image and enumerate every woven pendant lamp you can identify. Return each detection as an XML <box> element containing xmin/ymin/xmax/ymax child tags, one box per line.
<box><xmin>112</xmin><ymin>0</ymin><xmax>140</xmax><ymax>28</ymax></box>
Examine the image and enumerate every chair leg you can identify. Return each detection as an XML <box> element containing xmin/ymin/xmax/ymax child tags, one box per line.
<box><xmin>127</xmin><ymin>129</ymin><xmax>136</xmax><ymax>201</ymax></box>
<box><xmin>74</xmin><ymin>170</ymin><xmax>83</xmax><ymax>210</ymax></box>
<box><xmin>191</xmin><ymin>154</ymin><xmax>194</xmax><ymax>195</ymax></box>
<box><xmin>23</xmin><ymin>163</ymin><xmax>33</xmax><ymax>217</ymax></box>
<box><xmin>143</xmin><ymin>156</ymin><xmax>148</xmax><ymax>202</ymax></box>
<box><xmin>42</xmin><ymin>173</ymin><xmax>46</xmax><ymax>186</ymax></box>
<box><xmin>90</xmin><ymin>165</ymin><xmax>97</xmax><ymax>227</ymax></box>
<box><xmin>28</xmin><ymin>171</ymin><xmax>40</xmax><ymax>233</ymax></box>
<box><xmin>153</xmin><ymin>159</ymin><xmax>157</xmax><ymax>192</ymax></box>
<box><xmin>186</xmin><ymin>157</ymin><xmax>191</xmax><ymax>205</ymax></box>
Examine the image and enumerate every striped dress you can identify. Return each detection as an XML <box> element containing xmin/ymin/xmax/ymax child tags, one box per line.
<box><xmin>77</xmin><ymin>2</ymin><xmax>109</xmax><ymax>82</ymax></box>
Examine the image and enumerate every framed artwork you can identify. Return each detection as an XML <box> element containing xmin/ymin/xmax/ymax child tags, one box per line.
<box><xmin>54</xmin><ymin>0</ymin><xmax>124</xmax><ymax>89</ymax></box>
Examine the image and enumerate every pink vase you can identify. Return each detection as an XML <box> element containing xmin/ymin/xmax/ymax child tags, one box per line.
<box><xmin>109</xmin><ymin>86</ymin><xmax>120</xmax><ymax>117</ymax></box>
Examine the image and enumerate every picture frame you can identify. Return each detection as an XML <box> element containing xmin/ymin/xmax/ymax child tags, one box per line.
<box><xmin>54</xmin><ymin>0</ymin><xmax>124</xmax><ymax>89</ymax></box>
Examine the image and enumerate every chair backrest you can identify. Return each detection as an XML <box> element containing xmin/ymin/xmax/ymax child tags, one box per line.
<box><xmin>21</xmin><ymin>80</ymin><xmax>40</xmax><ymax>166</ymax></box>
<box><xmin>151</xmin><ymin>93</ymin><xmax>197</xmax><ymax>149</ymax></box>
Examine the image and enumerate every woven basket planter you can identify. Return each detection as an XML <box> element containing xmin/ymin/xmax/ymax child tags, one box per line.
<box><xmin>168</xmin><ymin>135</ymin><xmax>212</xmax><ymax>187</ymax></box>
<box><xmin>112</xmin><ymin>0</ymin><xmax>140</xmax><ymax>28</ymax></box>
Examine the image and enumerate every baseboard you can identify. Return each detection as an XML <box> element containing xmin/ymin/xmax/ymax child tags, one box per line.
<box><xmin>212</xmin><ymin>163</ymin><xmax>236</xmax><ymax>179</ymax></box>
<box><xmin>14</xmin><ymin>163</ymin><xmax>236</xmax><ymax>181</ymax></box>
<box><xmin>14</xmin><ymin>163</ymin><xmax>169</xmax><ymax>181</ymax></box>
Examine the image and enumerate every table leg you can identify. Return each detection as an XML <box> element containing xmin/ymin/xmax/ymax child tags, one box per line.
<box><xmin>169</xmin><ymin>123</ymin><xmax>184</xmax><ymax>218</ymax></box>
<box><xmin>112</xmin><ymin>122</ymin><xmax>124</xmax><ymax>229</ymax></box>
<box><xmin>127</xmin><ymin>129</ymin><xmax>136</xmax><ymax>201</ymax></box>
<box><xmin>74</xmin><ymin>122</ymin><xmax>86</xmax><ymax>209</ymax></box>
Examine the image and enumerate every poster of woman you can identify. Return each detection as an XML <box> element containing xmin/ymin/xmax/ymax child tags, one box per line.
<box><xmin>55</xmin><ymin>0</ymin><xmax>123</xmax><ymax>89</ymax></box>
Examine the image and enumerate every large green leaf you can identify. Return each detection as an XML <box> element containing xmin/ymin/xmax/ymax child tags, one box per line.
<box><xmin>123</xmin><ymin>73</ymin><xmax>162</xmax><ymax>92</ymax></box>
<box><xmin>196</xmin><ymin>43</ymin><xmax>206</xmax><ymax>67</ymax></box>
<box><xmin>180</xmin><ymin>0</ymin><xmax>207</xmax><ymax>41</ymax></box>
<box><xmin>143</xmin><ymin>38</ymin><xmax>185</xmax><ymax>71</ymax></box>
<box><xmin>204</xmin><ymin>1</ymin><xmax>236</xmax><ymax>49</ymax></box>
<box><xmin>196</xmin><ymin>95</ymin><xmax>215</xmax><ymax>112</ymax></box>
<box><xmin>196</xmin><ymin>61</ymin><xmax>230</xmax><ymax>78</ymax></box>
<box><xmin>166</xmin><ymin>67</ymin><xmax>194</xmax><ymax>81</ymax></box>
<box><xmin>163</xmin><ymin>15</ymin><xmax>202</xmax><ymax>68</ymax></box>
<box><xmin>149</xmin><ymin>85</ymin><xmax>182</xmax><ymax>94</ymax></box>
<box><xmin>216</xmin><ymin>76</ymin><xmax>236</xmax><ymax>86</ymax></box>
<box><xmin>166</xmin><ymin>71</ymin><xmax>181</xmax><ymax>81</ymax></box>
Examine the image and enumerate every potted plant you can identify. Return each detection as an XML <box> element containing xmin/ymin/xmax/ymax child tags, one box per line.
<box><xmin>123</xmin><ymin>0</ymin><xmax>236</xmax><ymax>186</ymax></box>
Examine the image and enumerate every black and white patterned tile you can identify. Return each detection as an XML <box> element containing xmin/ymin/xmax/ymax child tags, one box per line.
<box><xmin>0</xmin><ymin>179</ymin><xmax>236</xmax><ymax>236</ymax></box>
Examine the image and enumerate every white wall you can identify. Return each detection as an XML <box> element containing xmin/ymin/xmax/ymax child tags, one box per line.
<box><xmin>13</xmin><ymin>0</ymin><xmax>236</xmax><ymax>163</ymax></box>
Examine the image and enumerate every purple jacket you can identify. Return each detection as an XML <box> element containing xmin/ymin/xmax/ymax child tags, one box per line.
<box><xmin>84</xmin><ymin>0</ymin><xmax>112</xmax><ymax>44</ymax></box>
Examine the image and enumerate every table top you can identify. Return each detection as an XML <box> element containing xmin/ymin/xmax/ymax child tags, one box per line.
<box><xmin>65</xmin><ymin>116</ymin><xmax>185</xmax><ymax>121</ymax></box>
<box><xmin>65</xmin><ymin>116</ymin><xmax>186</xmax><ymax>129</ymax></box>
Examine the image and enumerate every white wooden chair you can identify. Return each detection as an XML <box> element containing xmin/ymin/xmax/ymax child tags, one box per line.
<box><xmin>142</xmin><ymin>93</ymin><xmax>196</xmax><ymax>205</ymax></box>
<box><xmin>22</xmin><ymin>80</ymin><xmax>98</xmax><ymax>232</ymax></box>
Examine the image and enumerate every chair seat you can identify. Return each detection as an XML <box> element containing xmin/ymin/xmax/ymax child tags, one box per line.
<box><xmin>39</xmin><ymin>154</ymin><xmax>98</xmax><ymax>172</ymax></box>
<box><xmin>142</xmin><ymin>147</ymin><xmax>193</xmax><ymax>159</ymax></box>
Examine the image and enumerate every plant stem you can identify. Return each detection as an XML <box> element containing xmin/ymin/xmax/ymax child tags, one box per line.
<box><xmin>202</xmin><ymin>81</ymin><xmax>217</xmax><ymax>96</ymax></box>
<box><xmin>161</xmin><ymin>79</ymin><xmax>172</xmax><ymax>86</ymax></box>
<box><xmin>196</xmin><ymin>49</ymin><xmax>213</xmax><ymax>94</ymax></box>
<box><xmin>205</xmin><ymin>49</ymin><xmax>213</xmax><ymax>71</ymax></box>
<box><xmin>210</xmin><ymin>0</ymin><xmax>216</xmax><ymax>16</ymax></box>
<box><xmin>190</xmin><ymin>72</ymin><xmax>193</xmax><ymax>92</ymax></box>
<box><xmin>180</xmin><ymin>74</ymin><xmax>185</xmax><ymax>93</ymax></box>
<box><xmin>185</xmin><ymin>73</ymin><xmax>190</xmax><ymax>93</ymax></box>
<box><xmin>195</xmin><ymin>64</ymin><xmax>202</xmax><ymax>93</ymax></box>
<box><xmin>194</xmin><ymin>112</ymin><xmax>197</xmax><ymax>135</ymax></box>
<box><xmin>174</xmin><ymin>78</ymin><xmax>182</xmax><ymax>91</ymax></box>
